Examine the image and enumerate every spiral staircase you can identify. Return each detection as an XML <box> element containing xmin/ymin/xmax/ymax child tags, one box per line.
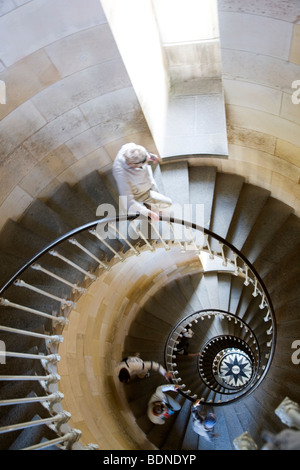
<box><xmin>0</xmin><ymin>160</ymin><xmax>299</xmax><ymax>450</ymax></box>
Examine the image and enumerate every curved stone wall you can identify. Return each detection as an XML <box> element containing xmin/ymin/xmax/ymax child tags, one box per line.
<box><xmin>0</xmin><ymin>0</ymin><xmax>157</xmax><ymax>232</ymax></box>
<box><xmin>58</xmin><ymin>246</ymin><xmax>201</xmax><ymax>449</ymax></box>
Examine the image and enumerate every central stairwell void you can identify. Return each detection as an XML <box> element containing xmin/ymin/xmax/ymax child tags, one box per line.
<box><xmin>0</xmin><ymin>161</ymin><xmax>299</xmax><ymax>450</ymax></box>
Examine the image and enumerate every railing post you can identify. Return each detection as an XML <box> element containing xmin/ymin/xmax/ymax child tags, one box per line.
<box><xmin>0</xmin><ymin>391</ymin><xmax>64</xmax><ymax>410</ymax></box>
<box><xmin>13</xmin><ymin>279</ymin><xmax>76</xmax><ymax>309</ymax></box>
<box><xmin>275</xmin><ymin>397</ymin><xmax>300</xmax><ymax>430</ymax></box>
<box><xmin>49</xmin><ymin>250</ymin><xmax>97</xmax><ymax>280</ymax></box>
<box><xmin>233</xmin><ymin>431</ymin><xmax>258</xmax><ymax>450</ymax></box>
<box><xmin>22</xmin><ymin>429</ymin><xmax>82</xmax><ymax>451</ymax></box>
<box><xmin>0</xmin><ymin>214</ymin><xmax>277</xmax><ymax>447</ymax></box>
<box><xmin>31</xmin><ymin>263</ymin><xmax>86</xmax><ymax>294</ymax></box>
<box><xmin>0</xmin><ymin>298</ymin><xmax>68</xmax><ymax>325</ymax></box>
<box><xmin>0</xmin><ymin>325</ymin><xmax>63</xmax><ymax>345</ymax></box>
<box><xmin>68</xmin><ymin>238</ymin><xmax>109</xmax><ymax>270</ymax></box>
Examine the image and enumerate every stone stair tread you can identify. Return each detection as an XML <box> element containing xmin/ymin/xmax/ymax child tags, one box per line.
<box><xmin>190</xmin><ymin>274</ymin><xmax>213</xmax><ymax>310</ymax></box>
<box><xmin>0</xmin><ymin>250</ymin><xmax>29</xmax><ymax>290</ymax></box>
<box><xmin>73</xmin><ymin>170</ymin><xmax>117</xmax><ymax>214</ymax></box>
<box><xmin>0</xmin><ymin>164</ymin><xmax>299</xmax><ymax>450</ymax></box>
<box><xmin>180</xmin><ymin>413</ymin><xmax>199</xmax><ymax>450</ymax></box>
<box><xmin>203</xmin><ymin>272</ymin><xmax>220</xmax><ymax>310</ymax></box>
<box><xmin>160</xmin><ymin>396</ymin><xmax>190</xmax><ymax>450</ymax></box>
<box><xmin>209</xmin><ymin>173</ymin><xmax>244</xmax><ymax>251</ymax></box>
<box><xmin>241</xmin><ymin>197</ymin><xmax>293</xmax><ymax>264</ymax></box>
<box><xmin>20</xmin><ymin>199</ymin><xmax>72</xmax><ymax>242</ymax></box>
<box><xmin>152</xmin><ymin>164</ymin><xmax>166</xmax><ymax>195</ymax></box>
<box><xmin>8</xmin><ymin>414</ymin><xmax>59</xmax><ymax>450</ymax></box>
<box><xmin>211</xmin><ymin>407</ymin><xmax>234</xmax><ymax>450</ymax></box>
<box><xmin>221</xmin><ymin>403</ymin><xmax>245</xmax><ymax>444</ymax></box>
<box><xmin>99</xmin><ymin>168</ymin><xmax>120</xmax><ymax>204</ymax></box>
<box><xmin>0</xmin><ymin>219</ymin><xmax>50</xmax><ymax>261</ymax></box>
<box><xmin>44</xmin><ymin>182</ymin><xmax>97</xmax><ymax>228</ymax></box>
<box><xmin>123</xmin><ymin>337</ymin><xmax>165</xmax><ymax>355</ymax></box>
<box><xmin>160</xmin><ymin>162</ymin><xmax>190</xmax><ymax>220</ymax></box>
<box><xmin>188</xmin><ymin>165</ymin><xmax>217</xmax><ymax>229</ymax></box>
<box><xmin>0</xmin><ymin>394</ymin><xmax>54</xmax><ymax>450</ymax></box>
<box><xmin>127</xmin><ymin>323</ymin><xmax>170</xmax><ymax>343</ymax></box>
<box><xmin>143</xmin><ymin>295</ymin><xmax>184</xmax><ymax>326</ymax></box>
<box><xmin>217</xmin><ymin>273</ymin><xmax>232</xmax><ymax>312</ymax></box>
<box><xmin>253</xmin><ymin>213</ymin><xmax>300</xmax><ymax>278</ymax></box>
<box><xmin>132</xmin><ymin>311</ymin><xmax>174</xmax><ymax>334</ymax></box>
<box><xmin>175</xmin><ymin>274</ymin><xmax>204</xmax><ymax>313</ymax></box>
<box><xmin>228</xmin><ymin>276</ymin><xmax>244</xmax><ymax>315</ymax></box>
<box><xmin>226</xmin><ymin>183</ymin><xmax>271</xmax><ymax>251</ymax></box>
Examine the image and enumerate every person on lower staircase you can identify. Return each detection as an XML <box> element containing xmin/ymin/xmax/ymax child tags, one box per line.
<box><xmin>191</xmin><ymin>400</ymin><xmax>219</xmax><ymax>441</ymax></box>
<box><xmin>112</xmin><ymin>142</ymin><xmax>172</xmax><ymax>222</ymax></box>
<box><xmin>147</xmin><ymin>384</ymin><xmax>181</xmax><ymax>425</ymax></box>
<box><xmin>115</xmin><ymin>354</ymin><xmax>173</xmax><ymax>384</ymax></box>
<box><xmin>175</xmin><ymin>327</ymin><xmax>202</xmax><ymax>357</ymax></box>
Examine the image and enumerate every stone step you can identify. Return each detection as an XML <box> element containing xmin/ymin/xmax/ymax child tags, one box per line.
<box><xmin>209</xmin><ymin>173</ymin><xmax>244</xmax><ymax>252</ymax></box>
<box><xmin>188</xmin><ymin>165</ymin><xmax>217</xmax><ymax>229</ymax></box>
<box><xmin>0</xmin><ymin>164</ymin><xmax>299</xmax><ymax>450</ymax></box>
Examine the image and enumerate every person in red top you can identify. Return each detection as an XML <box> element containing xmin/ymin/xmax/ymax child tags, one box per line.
<box><xmin>147</xmin><ymin>384</ymin><xmax>181</xmax><ymax>425</ymax></box>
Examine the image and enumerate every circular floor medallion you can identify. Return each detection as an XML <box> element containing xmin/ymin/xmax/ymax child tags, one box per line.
<box><xmin>217</xmin><ymin>349</ymin><xmax>253</xmax><ymax>388</ymax></box>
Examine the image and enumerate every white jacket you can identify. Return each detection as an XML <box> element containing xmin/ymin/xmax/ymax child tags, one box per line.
<box><xmin>147</xmin><ymin>384</ymin><xmax>180</xmax><ymax>425</ymax></box>
<box><xmin>115</xmin><ymin>356</ymin><xmax>167</xmax><ymax>379</ymax></box>
<box><xmin>112</xmin><ymin>150</ymin><xmax>158</xmax><ymax>217</ymax></box>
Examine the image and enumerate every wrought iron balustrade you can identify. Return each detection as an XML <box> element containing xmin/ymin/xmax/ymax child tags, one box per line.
<box><xmin>0</xmin><ymin>213</ymin><xmax>276</xmax><ymax>448</ymax></box>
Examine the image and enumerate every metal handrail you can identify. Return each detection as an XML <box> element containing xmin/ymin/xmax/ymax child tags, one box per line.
<box><xmin>164</xmin><ymin>309</ymin><xmax>263</xmax><ymax>405</ymax></box>
<box><xmin>0</xmin><ymin>213</ymin><xmax>277</xmax><ymax>445</ymax></box>
<box><xmin>0</xmin><ymin>214</ymin><xmax>141</xmax><ymax>295</ymax></box>
<box><xmin>0</xmin><ymin>213</ymin><xmax>277</xmax><ymax>335</ymax></box>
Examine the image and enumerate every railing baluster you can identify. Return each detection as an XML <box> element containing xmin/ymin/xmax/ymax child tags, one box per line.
<box><xmin>0</xmin><ymin>373</ymin><xmax>60</xmax><ymax>383</ymax></box>
<box><xmin>260</xmin><ymin>294</ymin><xmax>266</xmax><ymax>309</ymax></box>
<box><xmin>253</xmin><ymin>278</ymin><xmax>258</xmax><ymax>297</ymax></box>
<box><xmin>0</xmin><ymin>411</ymin><xmax>71</xmax><ymax>434</ymax></box>
<box><xmin>219</xmin><ymin>242</ymin><xmax>227</xmax><ymax>266</ymax></box>
<box><xmin>186</xmin><ymin>226</ymin><xmax>201</xmax><ymax>253</ymax></box>
<box><xmin>0</xmin><ymin>214</ymin><xmax>276</xmax><ymax>441</ymax></box>
<box><xmin>13</xmin><ymin>279</ymin><xmax>75</xmax><ymax>308</ymax></box>
<box><xmin>244</xmin><ymin>264</ymin><xmax>250</xmax><ymax>286</ymax></box>
<box><xmin>4</xmin><ymin>351</ymin><xmax>60</xmax><ymax>364</ymax></box>
<box><xmin>68</xmin><ymin>238</ymin><xmax>109</xmax><ymax>270</ymax></box>
<box><xmin>130</xmin><ymin>223</ymin><xmax>155</xmax><ymax>251</ymax></box>
<box><xmin>267</xmin><ymin>326</ymin><xmax>273</xmax><ymax>335</ymax></box>
<box><xmin>22</xmin><ymin>429</ymin><xmax>81</xmax><ymax>451</ymax></box>
<box><xmin>31</xmin><ymin>263</ymin><xmax>86</xmax><ymax>293</ymax></box>
<box><xmin>264</xmin><ymin>310</ymin><xmax>271</xmax><ymax>322</ymax></box>
<box><xmin>204</xmin><ymin>234</ymin><xmax>214</xmax><ymax>259</ymax></box>
<box><xmin>108</xmin><ymin>223</ymin><xmax>140</xmax><ymax>255</ymax></box>
<box><xmin>168</xmin><ymin>223</ymin><xmax>185</xmax><ymax>251</ymax></box>
<box><xmin>49</xmin><ymin>250</ymin><xmax>97</xmax><ymax>280</ymax></box>
<box><xmin>0</xmin><ymin>392</ymin><xmax>64</xmax><ymax>409</ymax></box>
<box><xmin>89</xmin><ymin>230</ymin><xmax>124</xmax><ymax>261</ymax></box>
<box><xmin>0</xmin><ymin>325</ymin><xmax>63</xmax><ymax>344</ymax></box>
<box><xmin>149</xmin><ymin>222</ymin><xmax>170</xmax><ymax>251</ymax></box>
<box><xmin>233</xmin><ymin>253</ymin><xmax>239</xmax><ymax>275</ymax></box>
<box><xmin>0</xmin><ymin>298</ymin><xmax>68</xmax><ymax>325</ymax></box>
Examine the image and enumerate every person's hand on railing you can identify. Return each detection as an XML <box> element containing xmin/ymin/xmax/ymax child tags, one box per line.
<box><xmin>148</xmin><ymin>210</ymin><xmax>160</xmax><ymax>222</ymax></box>
<box><xmin>164</xmin><ymin>371</ymin><xmax>174</xmax><ymax>382</ymax></box>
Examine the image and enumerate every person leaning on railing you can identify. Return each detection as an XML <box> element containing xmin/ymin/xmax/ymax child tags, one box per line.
<box><xmin>147</xmin><ymin>384</ymin><xmax>181</xmax><ymax>425</ymax></box>
<box><xmin>175</xmin><ymin>327</ymin><xmax>202</xmax><ymax>357</ymax></box>
<box><xmin>115</xmin><ymin>355</ymin><xmax>173</xmax><ymax>384</ymax></box>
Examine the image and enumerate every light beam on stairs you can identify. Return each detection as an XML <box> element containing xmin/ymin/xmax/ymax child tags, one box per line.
<box><xmin>99</xmin><ymin>0</ymin><xmax>228</xmax><ymax>157</ymax></box>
